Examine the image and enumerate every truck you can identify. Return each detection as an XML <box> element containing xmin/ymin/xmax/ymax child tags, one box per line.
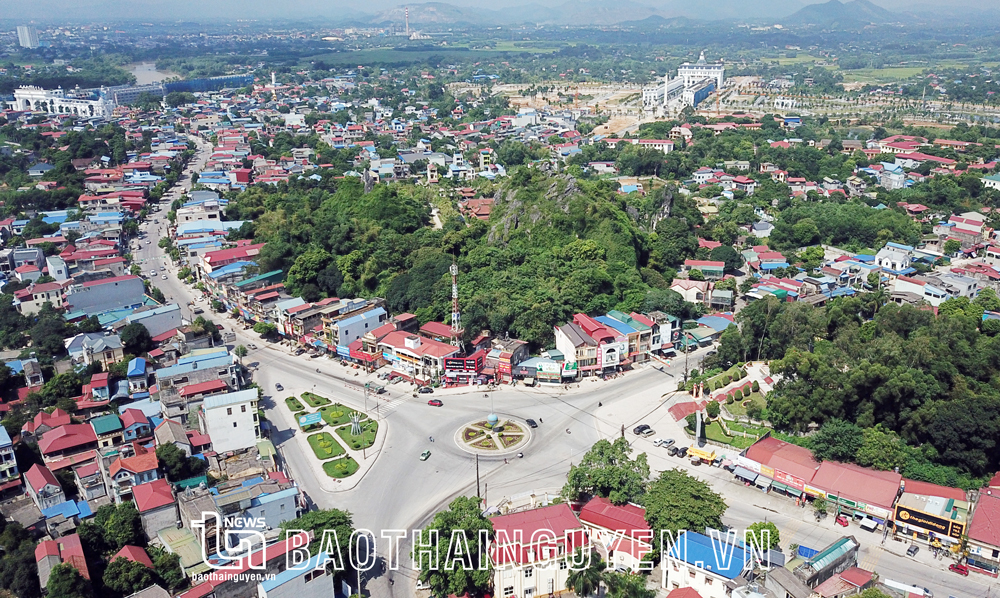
<box><xmin>884</xmin><ymin>580</ymin><xmax>933</xmax><ymax>597</ymax></box>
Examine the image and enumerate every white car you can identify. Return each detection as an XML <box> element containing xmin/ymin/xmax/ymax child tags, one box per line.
<box><xmin>149</xmin><ymin>270</ymin><xmax>157</xmax><ymax>276</ymax></box>
<box><xmin>161</xmin><ymin>275</ymin><xmax>168</xmax><ymax>280</ymax></box>
<box><xmin>653</xmin><ymin>438</ymin><xmax>675</xmax><ymax>448</ymax></box>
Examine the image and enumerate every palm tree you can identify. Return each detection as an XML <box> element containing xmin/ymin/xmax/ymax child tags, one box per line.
<box><xmin>565</xmin><ymin>552</ymin><xmax>604</xmax><ymax>597</ymax></box>
<box><xmin>602</xmin><ymin>570</ymin><xmax>655</xmax><ymax>598</ymax></box>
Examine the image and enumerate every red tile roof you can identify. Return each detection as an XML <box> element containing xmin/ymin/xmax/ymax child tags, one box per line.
<box><xmin>22</xmin><ymin>407</ymin><xmax>72</xmax><ymax>434</ymax></box>
<box><xmin>132</xmin><ymin>479</ymin><xmax>175</xmax><ymax>512</ymax></box>
<box><xmin>902</xmin><ymin>479</ymin><xmax>966</xmax><ymax>501</ymax></box>
<box><xmin>491</xmin><ymin>503</ymin><xmax>585</xmax><ymax>566</ymax></box>
<box><xmin>180</xmin><ymin>379</ymin><xmax>229</xmax><ymax>397</ymax></box>
<box><xmin>969</xmin><ymin>490</ymin><xmax>1000</xmax><ymax>547</ymax></box>
<box><xmin>25</xmin><ymin>463</ymin><xmax>59</xmax><ymax>493</ymax></box>
<box><xmin>109</xmin><ymin>450</ymin><xmax>159</xmax><ymax>478</ymax></box>
<box><xmin>81</xmin><ymin>275</ymin><xmax>140</xmax><ymax>288</ymax></box>
<box><xmin>579</xmin><ymin>497</ymin><xmax>650</xmax><ymax>540</ymax></box>
<box><xmin>121</xmin><ymin>408</ymin><xmax>148</xmax><ymax>429</ymax></box>
<box><xmin>34</xmin><ymin>534</ymin><xmax>90</xmax><ymax>580</ymax></box>
<box><xmin>39</xmin><ymin>424</ymin><xmax>98</xmax><ymax>455</ymax></box>
<box><xmin>419</xmin><ymin>321</ymin><xmax>454</xmax><ymax>338</ymax></box>
<box><xmin>810</xmin><ymin>461</ymin><xmax>901</xmax><ymax>511</ymax></box>
<box><xmin>666</xmin><ymin>589</ymin><xmax>704</xmax><ymax>598</ymax></box>
<box><xmin>839</xmin><ymin>567</ymin><xmax>874</xmax><ymax>588</ymax></box>
<box><xmin>745</xmin><ymin>436</ymin><xmax>820</xmax><ymax>483</ymax></box>
<box><xmin>112</xmin><ymin>545</ymin><xmax>154</xmax><ymax>568</ymax></box>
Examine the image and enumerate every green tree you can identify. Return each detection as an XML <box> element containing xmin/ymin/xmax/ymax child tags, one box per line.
<box><xmin>156</xmin><ymin>442</ymin><xmax>207</xmax><ymax>481</ymax></box>
<box><xmin>565</xmin><ymin>552</ymin><xmax>604</xmax><ymax>597</ymax></box>
<box><xmin>813</xmin><ymin>496</ymin><xmax>828</xmax><ymax>516</ymax></box>
<box><xmin>149</xmin><ymin>546</ymin><xmax>185</xmax><ymax>591</ymax></box>
<box><xmin>856</xmin><ymin>425</ymin><xmax>908</xmax><ymax>471</ymax></box>
<box><xmin>706</xmin><ymin>401</ymin><xmax>720</xmax><ymax>419</ymax></box>
<box><xmin>120</xmin><ymin>323</ymin><xmax>152</xmax><ymax>356</ymax></box>
<box><xmin>279</xmin><ymin>509</ymin><xmax>354</xmax><ymax>558</ymax></box>
<box><xmin>602</xmin><ymin>571</ymin><xmax>655</xmax><ymax>598</ymax></box>
<box><xmin>709</xmin><ymin>245</ymin><xmax>741</xmax><ymax>272</ymax></box>
<box><xmin>46</xmin><ymin>564</ymin><xmax>91</xmax><ymax>598</ymax></box>
<box><xmin>944</xmin><ymin>239</ymin><xmax>962</xmax><ymax>255</ymax></box>
<box><xmin>563</xmin><ymin>437</ymin><xmax>650</xmax><ymax>505</ymax></box>
<box><xmin>102</xmin><ymin>557</ymin><xmax>154</xmax><ymax>596</ymax></box>
<box><xmin>234</xmin><ymin>345</ymin><xmax>248</xmax><ymax>365</ymax></box>
<box><xmin>746</xmin><ymin>521</ymin><xmax>780</xmax><ymax>550</ymax></box>
<box><xmin>974</xmin><ymin>288</ymin><xmax>1000</xmax><ymax>312</ymax></box>
<box><xmin>688</xmin><ymin>269</ymin><xmax>705</xmax><ymax>282</ymax></box>
<box><xmin>253</xmin><ymin>322</ymin><xmax>278</xmax><ymax>340</ymax></box>
<box><xmin>642</xmin><ymin>469</ymin><xmax>727</xmax><ymax>556</ymax></box>
<box><xmin>809</xmin><ymin>419</ymin><xmax>864</xmax><ymax>462</ymax></box>
<box><xmin>413</xmin><ymin>496</ymin><xmax>493</xmax><ymax>598</ymax></box>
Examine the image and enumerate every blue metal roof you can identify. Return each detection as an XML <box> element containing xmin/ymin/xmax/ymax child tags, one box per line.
<box><xmin>259</xmin><ymin>552</ymin><xmax>329</xmax><ymax>592</ymax></box>
<box><xmin>667</xmin><ymin>532</ymin><xmax>748</xmax><ymax>580</ymax></box>
<box><xmin>595</xmin><ymin>315</ymin><xmax>636</xmax><ymax>336</ymax></box>
<box><xmin>127</xmin><ymin>357</ymin><xmax>147</xmax><ymax>377</ymax></box>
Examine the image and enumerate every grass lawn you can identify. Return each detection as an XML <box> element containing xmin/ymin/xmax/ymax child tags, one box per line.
<box><xmin>705</xmin><ymin>421</ymin><xmax>759</xmax><ymax>450</ymax></box>
<box><xmin>726</xmin><ymin>391</ymin><xmax>766</xmax><ymax>417</ymax></box>
<box><xmin>307</xmin><ymin>432</ymin><xmax>345</xmax><ymax>460</ymax></box>
<box><xmin>301</xmin><ymin>392</ymin><xmax>332</xmax><ymax>408</ymax></box>
<box><xmin>703</xmin><ymin>366</ymin><xmax>745</xmax><ymax>392</ymax></box>
<box><xmin>285</xmin><ymin>397</ymin><xmax>305</xmax><ymax>411</ymax></box>
<box><xmin>323</xmin><ymin>457</ymin><xmax>359</xmax><ymax>478</ymax></box>
<box><xmin>336</xmin><ymin>420</ymin><xmax>378</xmax><ymax>450</ymax></box>
<box><xmin>320</xmin><ymin>403</ymin><xmax>364</xmax><ymax>426</ymax></box>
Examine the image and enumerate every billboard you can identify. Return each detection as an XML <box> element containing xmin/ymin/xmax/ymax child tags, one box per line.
<box><xmin>598</xmin><ymin>342</ymin><xmax>627</xmax><ymax>368</ymax></box>
<box><xmin>298</xmin><ymin>413</ymin><xmax>323</xmax><ymax>427</ymax></box>
<box><xmin>894</xmin><ymin>505</ymin><xmax>964</xmax><ymax>539</ymax></box>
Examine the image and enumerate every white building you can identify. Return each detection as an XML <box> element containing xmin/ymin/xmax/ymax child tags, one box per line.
<box><xmin>678</xmin><ymin>51</ymin><xmax>725</xmax><ymax>89</ymax></box>
<box><xmin>17</xmin><ymin>26</ymin><xmax>39</xmax><ymax>49</ymax></box>
<box><xmin>257</xmin><ymin>551</ymin><xmax>336</xmax><ymax>598</ymax></box>
<box><xmin>7</xmin><ymin>86</ymin><xmax>114</xmax><ymax>118</ymax></box>
<box><xmin>198</xmin><ymin>389</ymin><xmax>260</xmax><ymax>454</ymax></box>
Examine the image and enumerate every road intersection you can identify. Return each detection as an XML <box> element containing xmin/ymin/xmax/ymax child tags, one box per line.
<box><xmin>133</xmin><ymin>141</ymin><xmax>990</xmax><ymax>598</ymax></box>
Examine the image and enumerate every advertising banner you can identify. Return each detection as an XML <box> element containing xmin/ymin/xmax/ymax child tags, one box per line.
<box><xmin>894</xmin><ymin>505</ymin><xmax>964</xmax><ymax>539</ymax></box>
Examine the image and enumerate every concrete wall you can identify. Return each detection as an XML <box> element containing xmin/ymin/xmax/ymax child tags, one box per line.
<box><xmin>66</xmin><ymin>277</ymin><xmax>145</xmax><ymax>314</ymax></box>
<box><xmin>141</xmin><ymin>502</ymin><xmax>179</xmax><ymax>539</ymax></box>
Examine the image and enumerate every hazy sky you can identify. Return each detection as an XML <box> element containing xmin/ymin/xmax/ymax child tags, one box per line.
<box><xmin>6</xmin><ymin>0</ymin><xmax>988</xmax><ymax>23</ymax></box>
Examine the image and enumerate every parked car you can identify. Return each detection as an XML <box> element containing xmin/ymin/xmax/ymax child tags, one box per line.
<box><xmin>676</xmin><ymin>446</ymin><xmax>689</xmax><ymax>458</ymax></box>
<box><xmin>906</xmin><ymin>545</ymin><xmax>919</xmax><ymax>557</ymax></box>
<box><xmin>418</xmin><ymin>387</ymin><xmax>434</xmax><ymax>394</ymax></box>
<box><xmin>525</xmin><ymin>418</ymin><xmax>538</xmax><ymax>428</ymax></box>
<box><xmin>293</xmin><ymin>348</ymin><xmax>305</xmax><ymax>356</ymax></box>
<box><xmin>420</xmin><ymin>450</ymin><xmax>431</xmax><ymax>461</ymax></box>
<box><xmin>638</xmin><ymin>428</ymin><xmax>655</xmax><ymax>437</ymax></box>
<box><xmin>835</xmin><ymin>515</ymin><xmax>850</xmax><ymax>527</ymax></box>
<box><xmin>632</xmin><ymin>424</ymin><xmax>650</xmax><ymax>435</ymax></box>
<box><xmin>248</xmin><ymin>344</ymin><xmax>258</xmax><ymax>350</ymax></box>
<box><xmin>275</xmin><ymin>383</ymin><xmax>283</xmax><ymax>391</ymax></box>
<box><xmin>667</xmin><ymin>446</ymin><xmax>679</xmax><ymax>457</ymax></box>
<box><xmin>653</xmin><ymin>438</ymin><xmax>675</xmax><ymax>448</ymax></box>
<box><xmin>162</xmin><ymin>275</ymin><xmax>168</xmax><ymax>280</ymax></box>
<box><xmin>427</xmin><ymin>399</ymin><xmax>443</xmax><ymax>407</ymax></box>
<box><xmin>149</xmin><ymin>270</ymin><xmax>157</xmax><ymax>276</ymax></box>
<box><xmin>948</xmin><ymin>563</ymin><xmax>969</xmax><ymax>576</ymax></box>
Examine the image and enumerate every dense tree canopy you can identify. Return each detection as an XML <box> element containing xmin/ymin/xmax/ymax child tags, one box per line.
<box><xmin>563</xmin><ymin>437</ymin><xmax>651</xmax><ymax>505</ymax></box>
<box><xmin>413</xmin><ymin>496</ymin><xmax>493</xmax><ymax>598</ymax></box>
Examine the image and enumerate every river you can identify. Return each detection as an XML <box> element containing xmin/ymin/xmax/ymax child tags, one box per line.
<box><xmin>128</xmin><ymin>62</ymin><xmax>178</xmax><ymax>85</ymax></box>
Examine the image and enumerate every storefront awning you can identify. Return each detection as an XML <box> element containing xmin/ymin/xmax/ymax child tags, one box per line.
<box><xmin>733</xmin><ymin>467</ymin><xmax>758</xmax><ymax>483</ymax></box>
<box><xmin>755</xmin><ymin>476</ymin><xmax>772</xmax><ymax>489</ymax></box>
<box><xmin>860</xmin><ymin>518</ymin><xmax>878</xmax><ymax>531</ymax></box>
<box><xmin>772</xmin><ymin>482</ymin><xmax>802</xmax><ymax>497</ymax></box>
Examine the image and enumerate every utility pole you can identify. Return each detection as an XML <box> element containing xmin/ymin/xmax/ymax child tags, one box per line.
<box><xmin>476</xmin><ymin>454</ymin><xmax>481</xmax><ymax>499</ymax></box>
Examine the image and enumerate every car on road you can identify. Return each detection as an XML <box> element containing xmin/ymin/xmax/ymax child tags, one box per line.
<box><xmin>417</xmin><ymin>386</ymin><xmax>434</xmax><ymax>394</ymax></box>
<box><xmin>427</xmin><ymin>399</ymin><xmax>443</xmax><ymax>407</ymax></box>
<box><xmin>420</xmin><ymin>450</ymin><xmax>431</xmax><ymax>461</ymax></box>
<box><xmin>676</xmin><ymin>446</ymin><xmax>689</xmax><ymax>458</ymax></box>
<box><xmin>149</xmin><ymin>270</ymin><xmax>157</xmax><ymax>276</ymax></box>
<box><xmin>638</xmin><ymin>428</ymin><xmax>655</xmax><ymax>437</ymax></box>
<box><xmin>145</xmin><ymin>240</ymin><xmax>151</xmax><ymax>244</ymax></box>
<box><xmin>948</xmin><ymin>563</ymin><xmax>969</xmax><ymax>576</ymax></box>
<box><xmin>667</xmin><ymin>446</ymin><xmax>679</xmax><ymax>456</ymax></box>
<box><xmin>275</xmin><ymin>383</ymin><xmax>283</xmax><ymax>391</ymax></box>
<box><xmin>906</xmin><ymin>545</ymin><xmax>919</xmax><ymax>557</ymax></box>
<box><xmin>526</xmin><ymin>419</ymin><xmax>538</xmax><ymax>428</ymax></box>
<box><xmin>653</xmin><ymin>438</ymin><xmax>675</xmax><ymax>448</ymax></box>
<box><xmin>632</xmin><ymin>424</ymin><xmax>650</xmax><ymax>435</ymax></box>
<box><xmin>248</xmin><ymin>344</ymin><xmax>257</xmax><ymax>349</ymax></box>
<box><xmin>162</xmin><ymin>275</ymin><xmax>167</xmax><ymax>280</ymax></box>
<box><xmin>835</xmin><ymin>515</ymin><xmax>850</xmax><ymax>527</ymax></box>
<box><xmin>293</xmin><ymin>348</ymin><xmax>305</xmax><ymax>356</ymax></box>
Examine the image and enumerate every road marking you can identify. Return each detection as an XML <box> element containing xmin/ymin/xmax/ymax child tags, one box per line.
<box><xmin>858</xmin><ymin>545</ymin><xmax>884</xmax><ymax>571</ymax></box>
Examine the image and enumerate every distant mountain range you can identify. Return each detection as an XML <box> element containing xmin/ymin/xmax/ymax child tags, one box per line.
<box><xmin>780</xmin><ymin>0</ymin><xmax>900</xmax><ymax>27</ymax></box>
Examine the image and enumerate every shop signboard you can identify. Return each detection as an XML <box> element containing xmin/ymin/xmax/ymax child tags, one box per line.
<box><xmin>894</xmin><ymin>505</ymin><xmax>964</xmax><ymax>539</ymax></box>
<box><xmin>759</xmin><ymin>465</ymin><xmax>775</xmax><ymax>478</ymax></box>
<box><xmin>773</xmin><ymin>470</ymin><xmax>805</xmax><ymax>491</ymax></box>
<box><xmin>735</xmin><ymin>455</ymin><xmax>761</xmax><ymax>474</ymax></box>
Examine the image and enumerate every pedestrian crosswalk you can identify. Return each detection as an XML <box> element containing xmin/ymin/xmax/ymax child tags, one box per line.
<box><xmin>857</xmin><ymin>545</ymin><xmax>884</xmax><ymax>571</ymax></box>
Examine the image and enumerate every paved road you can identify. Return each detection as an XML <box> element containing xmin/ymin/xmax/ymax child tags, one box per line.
<box><xmin>134</xmin><ymin>141</ymin><xmax>992</xmax><ymax>598</ymax></box>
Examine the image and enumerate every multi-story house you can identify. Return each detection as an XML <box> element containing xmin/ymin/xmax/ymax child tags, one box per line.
<box><xmin>0</xmin><ymin>427</ymin><xmax>18</xmax><ymax>488</ymax></box>
<box><xmin>554</xmin><ymin>322</ymin><xmax>599</xmax><ymax>377</ymax></box>
<box><xmin>578</xmin><ymin>497</ymin><xmax>652</xmax><ymax>573</ymax></box>
<box><xmin>662</xmin><ymin>532</ymin><xmax>750</xmax><ymax>598</ymax></box>
<box><xmin>91</xmin><ymin>413</ymin><xmax>124</xmax><ymax>448</ymax></box>
<box><xmin>490</xmin><ymin>503</ymin><xmax>588</xmax><ymax>598</ymax></box>
<box><xmin>73</xmin><ymin>462</ymin><xmax>107</xmax><ymax>501</ymax></box>
<box><xmin>198</xmin><ymin>390</ymin><xmax>261</xmax><ymax>454</ymax></box>
<box><xmin>25</xmin><ymin>463</ymin><xmax>65</xmax><ymax>511</ymax></box>
<box><xmin>108</xmin><ymin>444</ymin><xmax>160</xmax><ymax>504</ymax></box>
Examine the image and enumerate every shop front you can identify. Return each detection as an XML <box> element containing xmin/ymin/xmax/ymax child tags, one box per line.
<box><xmin>444</xmin><ymin>352</ymin><xmax>485</xmax><ymax>386</ymax></box>
<box><xmin>536</xmin><ymin>362</ymin><xmax>561</xmax><ymax>385</ymax></box>
<box><xmin>892</xmin><ymin>504</ymin><xmax>965</xmax><ymax>546</ymax></box>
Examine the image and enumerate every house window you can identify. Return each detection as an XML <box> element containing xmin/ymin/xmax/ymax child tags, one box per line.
<box><xmin>525</xmin><ymin>567</ymin><xmax>533</xmax><ymax>578</ymax></box>
<box><xmin>241</xmin><ymin>405</ymin><xmax>246</xmax><ymax>413</ymax></box>
<box><xmin>227</xmin><ymin>408</ymin><xmax>232</xmax><ymax>415</ymax></box>
<box><xmin>689</xmin><ymin>570</ymin><xmax>696</xmax><ymax>579</ymax></box>
<box><xmin>705</xmin><ymin>577</ymin><xmax>713</xmax><ymax>586</ymax></box>
<box><xmin>559</xmin><ymin>560</ymin><xmax>567</xmax><ymax>570</ymax></box>
<box><xmin>233</xmin><ymin>422</ymin><xmax>237</xmax><ymax>428</ymax></box>
<box><xmin>503</xmin><ymin>587</ymin><xmax>514</xmax><ymax>597</ymax></box>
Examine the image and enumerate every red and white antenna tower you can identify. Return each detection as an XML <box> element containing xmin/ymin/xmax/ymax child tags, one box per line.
<box><xmin>450</xmin><ymin>262</ymin><xmax>463</xmax><ymax>349</ymax></box>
